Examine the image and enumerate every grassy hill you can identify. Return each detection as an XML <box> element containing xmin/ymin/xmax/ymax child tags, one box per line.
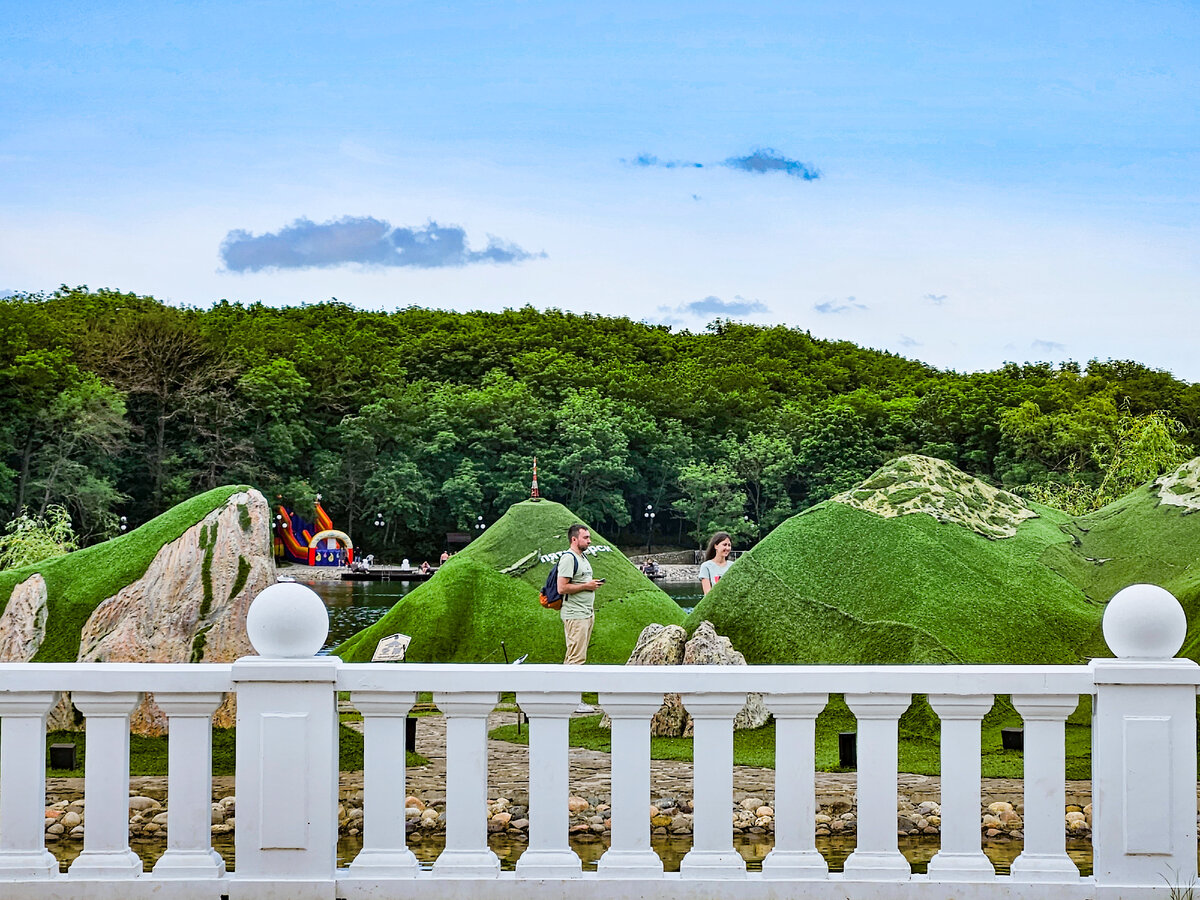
<box><xmin>335</xmin><ymin>499</ymin><xmax>686</xmax><ymax>664</ymax></box>
<box><xmin>0</xmin><ymin>486</ymin><xmax>250</xmax><ymax>662</ymax></box>
<box><xmin>686</xmin><ymin>455</ymin><xmax>1200</xmax><ymax>666</ymax></box>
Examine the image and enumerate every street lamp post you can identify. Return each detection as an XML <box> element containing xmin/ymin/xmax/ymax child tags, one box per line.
<box><xmin>475</xmin><ymin>515</ymin><xmax>487</xmax><ymax>538</ymax></box>
<box><xmin>643</xmin><ymin>504</ymin><xmax>656</xmax><ymax>554</ymax></box>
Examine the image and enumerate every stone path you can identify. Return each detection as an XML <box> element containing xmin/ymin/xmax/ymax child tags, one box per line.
<box><xmin>46</xmin><ymin>707</ymin><xmax>1094</xmax><ymax>814</ymax></box>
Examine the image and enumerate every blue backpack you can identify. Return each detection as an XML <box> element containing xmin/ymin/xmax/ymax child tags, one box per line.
<box><xmin>539</xmin><ymin>554</ymin><xmax>578</xmax><ymax>610</ymax></box>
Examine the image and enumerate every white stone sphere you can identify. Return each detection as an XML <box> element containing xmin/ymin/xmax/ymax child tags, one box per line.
<box><xmin>246</xmin><ymin>582</ymin><xmax>329</xmax><ymax>658</ymax></box>
<box><xmin>1102</xmin><ymin>583</ymin><xmax>1187</xmax><ymax>659</ymax></box>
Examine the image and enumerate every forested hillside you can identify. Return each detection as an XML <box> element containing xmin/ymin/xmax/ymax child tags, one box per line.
<box><xmin>3</xmin><ymin>286</ymin><xmax>1199</xmax><ymax>558</ymax></box>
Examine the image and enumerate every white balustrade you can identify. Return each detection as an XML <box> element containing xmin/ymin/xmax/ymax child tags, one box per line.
<box><xmin>927</xmin><ymin>693</ymin><xmax>994</xmax><ymax>881</ymax></box>
<box><xmin>761</xmin><ymin>692</ymin><xmax>828</xmax><ymax>879</ymax></box>
<box><xmin>0</xmin><ymin>691</ymin><xmax>60</xmax><ymax>877</ymax></box>
<box><xmin>843</xmin><ymin>691</ymin><xmax>912</xmax><ymax>880</ymax></box>
<box><xmin>679</xmin><ymin>691</ymin><xmax>747</xmax><ymax>879</ymax></box>
<box><xmin>431</xmin><ymin>691</ymin><xmax>501</xmax><ymax>877</ymax></box>
<box><xmin>69</xmin><ymin>690</ymin><xmax>145</xmax><ymax>878</ymax></box>
<box><xmin>596</xmin><ymin>692</ymin><xmax>664</xmax><ymax>877</ymax></box>
<box><xmin>151</xmin><ymin>691</ymin><xmax>227</xmax><ymax>879</ymax></box>
<box><xmin>514</xmin><ymin>691</ymin><xmax>583</xmax><ymax>877</ymax></box>
<box><xmin>0</xmin><ymin>581</ymin><xmax>1194</xmax><ymax>899</ymax></box>
<box><xmin>346</xmin><ymin>691</ymin><xmax>419</xmax><ymax>878</ymax></box>
<box><xmin>1009</xmin><ymin>693</ymin><xmax>1080</xmax><ymax>882</ymax></box>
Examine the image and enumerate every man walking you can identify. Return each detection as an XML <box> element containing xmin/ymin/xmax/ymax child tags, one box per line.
<box><xmin>557</xmin><ymin>524</ymin><xmax>603</xmax><ymax>684</ymax></box>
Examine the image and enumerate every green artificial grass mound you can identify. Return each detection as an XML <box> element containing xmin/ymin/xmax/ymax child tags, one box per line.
<box><xmin>0</xmin><ymin>485</ymin><xmax>250</xmax><ymax>662</ymax></box>
<box><xmin>336</xmin><ymin>499</ymin><xmax>686</xmax><ymax>664</ymax></box>
<box><xmin>690</xmin><ymin>455</ymin><xmax>1200</xmax><ymax>666</ymax></box>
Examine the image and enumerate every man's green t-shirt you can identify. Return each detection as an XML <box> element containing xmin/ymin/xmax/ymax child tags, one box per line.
<box><xmin>557</xmin><ymin>551</ymin><xmax>594</xmax><ymax>620</ymax></box>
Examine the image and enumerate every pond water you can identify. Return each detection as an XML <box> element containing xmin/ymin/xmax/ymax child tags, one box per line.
<box><xmin>308</xmin><ymin>578</ymin><xmax>703</xmax><ymax>652</ymax></box>
<box><xmin>50</xmin><ymin>832</ymin><xmax>1096</xmax><ymax>875</ymax></box>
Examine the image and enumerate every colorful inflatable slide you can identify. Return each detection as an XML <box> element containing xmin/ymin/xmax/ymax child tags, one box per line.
<box><xmin>274</xmin><ymin>500</ymin><xmax>354</xmax><ymax>566</ymax></box>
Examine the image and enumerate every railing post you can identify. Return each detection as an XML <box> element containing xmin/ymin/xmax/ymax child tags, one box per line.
<box><xmin>68</xmin><ymin>690</ymin><xmax>145</xmax><ymax>878</ymax></box>
<box><xmin>152</xmin><ymin>692</ymin><xmax>227</xmax><ymax>879</ymax></box>
<box><xmin>679</xmin><ymin>692</ymin><xmax>747</xmax><ymax>879</ymax></box>
<box><xmin>432</xmin><ymin>691</ymin><xmax>501</xmax><ymax>877</ymax></box>
<box><xmin>515</xmin><ymin>691</ymin><xmax>583</xmax><ymax>877</ymax></box>
<box><xmin>926</xmin><ymin>693</ymin><xmax>994</xmax><ymax>881</ymax></box>
<box><xmin>843</xmin><ymin>692</ymin><xmax>911</xmax><ymax>880</ymax></box>
<box><xmin>1008</xmin><ymin>694</ymin><xmax>1080</xmax><ymax>882</ymax></box>
<box><xmin>1091</xmin><ymin>584</ymin><xmax>1198</xmax><ymax>896</ymax></box>
<box><xmin>346</xmin><ymin>692</ymin><xmax>420</xmax><ymax>878</ymax></box>
<box><xmin>761</xmin><ymin>692</ymin><xmax>828</xmax><ymax>879</ymax></box>
<box><xmin>0</xmin><ymin>691</ymin><xmax>61</xmax><ymax>877</ymax></box>
<box><xmin>232</xmin><ymin>582</ymin><xmax>339</xmax><ymax>900</ymax></box>
<box><xmin>596</xmin><ymin>692</ymin><xmax>664</xmax><ymax>878</ymax></box>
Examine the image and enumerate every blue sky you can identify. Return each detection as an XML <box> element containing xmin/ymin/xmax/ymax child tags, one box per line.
<box><xmin>2</xmin><ymin>1</ymin><xmax>1197</xmax><ymax>378</ymax></box>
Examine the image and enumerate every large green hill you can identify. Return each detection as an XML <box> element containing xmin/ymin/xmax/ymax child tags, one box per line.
<box><xmin>336</xmin><ymin>499</ymin><xmax>687</xmax><ymax>664</ymax></box>
<box><xmin>686</xmin><ymin>455</ymin><xmax>1200</xmax><ymax>666</ymax></box>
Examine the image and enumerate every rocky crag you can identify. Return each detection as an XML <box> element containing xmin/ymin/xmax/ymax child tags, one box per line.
<box><xmin>0</xmin><ymin>487</ymin><xmax>275</xmax><ymax>734</ymax></box>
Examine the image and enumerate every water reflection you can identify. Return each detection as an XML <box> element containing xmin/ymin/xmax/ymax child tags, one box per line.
<box><xmin>48</xmin><ymin>833</ymin><xmax>1093</xmax><ymax>876</ymax></box>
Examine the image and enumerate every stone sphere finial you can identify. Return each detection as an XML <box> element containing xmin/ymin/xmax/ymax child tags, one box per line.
<box><xmin>1102</xmin><ymin>583</ymin><xmax>1187</xmax><ymax>660</ymax></box>
<box><xmin>246</xmin><ymin>582</ymin><xmax>329</xmax><ymax>658</ymax></box>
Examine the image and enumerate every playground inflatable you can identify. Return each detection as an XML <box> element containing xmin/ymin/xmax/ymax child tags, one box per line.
<box><xmin>273</xmin><ymin>500</ymin><xmax>354</xmax><ymax>566</ymax></box>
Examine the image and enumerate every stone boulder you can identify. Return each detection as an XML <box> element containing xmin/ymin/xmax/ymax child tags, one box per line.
<box><xmin>42</xmin><ymin>489</ymin><xmax>276</xmax><ymax>734</ymax></box>
<box><xmin>680</xmin><ymin>621</ymin><xmax>770</xmax><ymax>735</ymax></box>
<box><xmin>0</xmin><ymin>573</ymin><xmax>48</xmax><ymax>661</ymax></box>
<box><xmin>602</xmin><ymin>620</ymin><xmax>769</xmax><ymax>736</ymax></box>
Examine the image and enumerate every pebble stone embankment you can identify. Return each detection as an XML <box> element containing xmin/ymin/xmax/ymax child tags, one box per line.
<box><xmin>45</xmin><ymin>708</ymin><xmax>1108</xmax><ymax>845</ymax></box>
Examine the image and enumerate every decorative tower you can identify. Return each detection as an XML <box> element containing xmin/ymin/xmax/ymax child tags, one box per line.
<box><xmin>530</xmin><ymin>457</ymin><xmax>541</xmax><ymax>501</ymax></box>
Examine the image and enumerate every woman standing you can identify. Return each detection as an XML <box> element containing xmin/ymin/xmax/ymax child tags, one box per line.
<box><xmin>699</xmin><ymin>531</ymin><xmax>733</xmax><ymax>595</ymax></box>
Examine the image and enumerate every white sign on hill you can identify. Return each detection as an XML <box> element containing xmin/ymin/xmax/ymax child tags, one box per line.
<box><xmin>372</xmin><ymin>633</ymin><xmax>412</xmax><ymax>662</ymax></box>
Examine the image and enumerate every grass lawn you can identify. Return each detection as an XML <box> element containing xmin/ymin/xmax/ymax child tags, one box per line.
<box><xmin>488</xmin><ymin>695</ymin><xmax>1095</xmax><ymax>780</ymax></box>
<box><xmin>44</xmin><ymin>725</ymin><xmax>428</xmax><ymax>777</ymax></box>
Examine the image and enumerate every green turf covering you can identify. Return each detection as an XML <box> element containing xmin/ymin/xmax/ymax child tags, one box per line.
<box><xmin>686</xmin><ymin>455</ymin><xmax>1200</xmax><ymax>666</ymax></box>
<box><xmin>0</xmin><ymin>486</ymin><xmax>250</xmax><ymax>662</ymax></box>
<box><xmin>336</xmin><ymin>499</ymin><xmax>687</xmax><ymax>664</ymax></box>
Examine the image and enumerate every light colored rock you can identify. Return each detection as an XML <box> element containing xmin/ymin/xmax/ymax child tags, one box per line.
<box><xmin>46</xmin><ymin>489</ymin><xmax>275</xmax><ymax>734</ymax></box>
<box><xmin>567</xmin><ymin>796</ymin><xmax>589</xmax><ymax>813</ymax></box>
<box><xmin>129</xmin><ymin>797</ymin><xmax>160</xmax><ymax>812</ymax></box>
<box><xmin>405</xmin><ymin>808</ymin><xmax>420</xmax><ymax>820</ymax></box>
<box><xmin>832</xmin><ymin>454</ymin><xmax>1038</xmax><ymax>539</ymax></box>
<box><xmin>681</xmin><ymin>622</ymin><xmax>770</xmax><ymax>731</ymax></box>
<box><xmin>987</xmin><ymin>801</ymin><xmax>1013</xmax><ymax>815</ymax></box>
<box><xmin>405</xmin><ymin>796</ymin><xmax>425</xmax><ymax>811</ymax></box>
<box><xmin>740</xmin><ymin>798</ymin><xmax>763</xmax><ymax>811</ymax></box>
<box><xmin>60</xmin><ymin>811</ymin><xmax>81</xmax><ymax>829</ymax></box>
<box><xmin>211</xmin><ymin>805</ymin><xmax>225</xmax><ymax>825</ymax></box>
<box><xmin>46</xmin><ymin>823</ymin><xmax>64</xmax><ymax>835</ymax></box>
<box><xmin>603</xmin><ymin>624</ymin><xmax>689</xmax><ymax>736</ymax></box>
<box><xmin>0</xmin><ymin>574</ymin><xmax>48</xmax><ymax>661</ymax></box>
<box><xmin>151</xmin><ymin>812</ymin><xmax>169</xmax><ymax>826</ymax></box>
<box><xmin>755</xmin><ymin>806</ymin><xmax>773</xmax><ymax>818</ymax></box>
<box><xmin>491</xmin><ymin>812</ymin><xmax>512</xmax><ymax>826</ymax></box>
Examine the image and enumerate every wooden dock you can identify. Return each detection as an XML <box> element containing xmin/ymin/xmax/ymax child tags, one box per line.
<box><xmin>340</xmin><ymin>566</ymin><xmax>438</xmax><ymax>582</ymax></box>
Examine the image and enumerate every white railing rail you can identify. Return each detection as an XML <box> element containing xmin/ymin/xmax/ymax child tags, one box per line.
<box><xmin>0</xmin><ymin>582</ymin><xmax>1194</xmax><ymax>900</ymax></box>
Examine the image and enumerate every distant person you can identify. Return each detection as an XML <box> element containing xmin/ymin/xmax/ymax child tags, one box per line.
<box><xmin>420</xmin><ymin>560</ymin><xmax>431</xmax><ymax>574</ymax></box>
<box><xmin>699</xmin><ymin>531</ymin><xmax>733</xmax><ymax>595</ymax></box>
<box><xmin>439</xmin><ymin>549</ymin><xmax>450</xmax><ymax>564</ymax></box>
<box><xmin>558</xmin><ymin>525</ymin><xmax>603</xmax><ymax>706</ymax></box>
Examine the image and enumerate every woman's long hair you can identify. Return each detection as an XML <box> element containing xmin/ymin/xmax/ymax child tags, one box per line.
<box><xmin>704</xmin><ymin>531</ymin><xmax>732</xmax><ymax>561</ymax></box>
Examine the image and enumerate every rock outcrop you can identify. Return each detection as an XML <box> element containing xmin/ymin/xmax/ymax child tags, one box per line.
<box><xmin>603</xmin><ymin>620</ymin><xmax>768</xmax><ymax>736</ymax></box>
<box><xmin>44</xmin><ymin>489</ymin><xmax>276</xmax><ymax>734</ymax></box>
<box><xmin>1155</xmin><ymin>457</ymin><xmax>1200</xmax><ymax>511</ymax></box>
<box><xmin>0</xmin><ymin>573</ymin><xmax>48</xmax><ymax>661</ymax></box>
<box><xmin>832</xmin><ymin>454</ymin><xmax>1037</xmax><ymax>539</ymax></box>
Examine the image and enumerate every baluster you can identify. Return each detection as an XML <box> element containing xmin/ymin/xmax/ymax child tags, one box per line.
<box><xmin>597</xmin><ymin>692</ymin><xmax>664</xmax><ymax>877</ymax></box>
<box><xmin>761</xmin><ymin>692</ymin><xmax>828</xmax><ymax>879</ymax></box>
<box><xmin>68</xmin><ymin>691</ymin><xmax>144</xmax><ymax>878</ymax></box>
<box><xmin>346</xmin><ymin>692</ymin><xmax>419</xmax><ymax>877</ymax></box>
<box><xmin>679</xmin><ymin>693</ymin><xmax>747</xmax><ymax>879</ymax></box>
<box><xmin>432</xmin><ymin>692</ymin><xmax>500</xmax><ymax>877</ymax></box>
<box><xmin>927</xmin><ymin>693</ymin><xmax>994</xmax><ymax>881</ymax></box>
<box><xmin>151</xmin><ymin>692</ymin><xmax>227</xmax><ymax>878</ymax></box>
<box><xmin>515</xmin><ymin>692</ymin><xmax>582</xmax><ymax>877</ymax></box>
<box><xmin>1009</xmin><ymin>694</ymin><xmax>1080</xmax><ymax>881</ymax></box>
<box><xmin>843</xmin><ymin>692</ymin><xmax>911</xmax><ymax>880</ymax></box>
<box><xmin>0</xmin><ymin>691</ymin><xmax>60</xmax><ymax>877</ymax></box>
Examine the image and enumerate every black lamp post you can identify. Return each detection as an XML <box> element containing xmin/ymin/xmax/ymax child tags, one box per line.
<box><xmin>643</xmin><ymin>504</ymin><xmax>656</xmax><ymax>553</ymax></box>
